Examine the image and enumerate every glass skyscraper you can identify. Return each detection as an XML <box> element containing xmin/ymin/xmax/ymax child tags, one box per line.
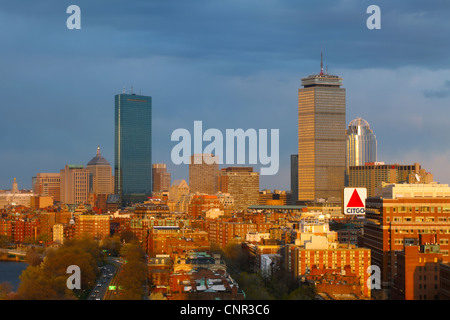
<box><xmin>346</xmin><ymin>117</ymin><xmax>377</xmax><ymax>169</ymax></box>
<box><xmin>298</xmin><ymin>66</ymin><xmax>346</xmax><ymax>202</ymax></box>
<box><xmin>114</xmin><ymin>92</ymin><xmax>152</xmax><ymax>205</ymax></box>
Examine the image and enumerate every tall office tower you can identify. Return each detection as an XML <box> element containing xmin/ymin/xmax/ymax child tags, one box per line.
<box><xmin>34</xmin><ymin>173</ymin><xmax>61</xmax><ymax>202</ymax></box>
<box><xmin>152</xmin><ymin>163</ymin><xmax>171</xmax><ymax>193</ymax></box>
<box><xmin>290</xmin><ymin>154</ymin><xmax>299</xmax><ymax>205</ymax></box>
<box><xmin>115</xmin><ymin>91</ymin><xmax>152</xmax><ymax>205</ymax></box>
<box><xmin>189</xmin><ymin>154</ymin><xmax>219</xmax><ymax>195</ymax></box>
<box><xmin>86</xmin><ymin>146</ymin><xmax>114</xmax><ymax>195</ymax></box>
<box><xmin>346</xmin><ymin>118</ymin><xmax>377</xmax><ymax>181</ymax></box>
<box><xmin>218</xmin><ymin>167</ymin><xmax>259</xmax><ymax>211</ymax></box>
<box><xmin>60</xmin><ymin>165</ymin><xmax>89</xmax><ymax>205</ymax></box>
<box><xmin>298</xmin><ymin>55</ymin><xmax>346</xmax><ymax>202</ymax></box>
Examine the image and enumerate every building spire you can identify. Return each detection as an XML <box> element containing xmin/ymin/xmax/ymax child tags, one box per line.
<box><xmin>96</xmin><ymin>145</ymin><xmax>101</xmax><ymax>157</ymax></box>
<box><xmin>320</xmin><ymin>45</ymin><xmax>324</xmax><ymax>75</ymax></box>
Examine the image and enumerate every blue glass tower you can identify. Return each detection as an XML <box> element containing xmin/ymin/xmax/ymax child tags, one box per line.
<box><xmin>115</xmin><ymin>92</ymin><xmax>152</xmax><ymax>205</ymax></box>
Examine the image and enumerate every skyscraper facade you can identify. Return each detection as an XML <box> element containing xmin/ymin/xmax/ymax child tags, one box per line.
<box><xmin>87</xmin><ymin>146</ymin><xmax>114</xmax><ymax>195</ymax></box>
<box><xmin>218</xmin><ymin>166</ymin><xmax>259</xmax><ymax>211</ymax></box>
<box><xmin>152</xmin><ymin>163</ymin><xmax>171</xmax><ymax>193</ymax></box>
<box><xmin>60</xmin><ymin>165</ymin><xmax>89</xmax><ymax>205</ymax></box>
<box><xmin>115</xmin><ymin>92</ymin><xmax>152</xmax><ymax>205</ymax></box>
<box><xmin>346</xmin><ymin>117</ymin><xmax>377</xmax><ymax>172</ymax></box>
<box><xmin>298</xmin><ymin>63</ymin><xmax>346</xmax><ymax>202</ymax></box>
<box><xmin>189</xmin><ymin>154</ymin><xmax>219</xmax><ymax>195</ymax></box>
<box><xmin>33</xmin><ymin>173</ymin><xmax>61</xmax><ymax>202</ymax></box>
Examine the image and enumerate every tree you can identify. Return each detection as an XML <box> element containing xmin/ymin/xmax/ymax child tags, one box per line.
<box><xmin>44</xmin><ymin>246</ymin><xmax>98</xmax><ymax>293</ymax></box>
<box><xmin>0</xmin><ymin>282</ymin><xmax>14</xmax><ymax>300</ymax></box>
<box><xmin>149</xmin><ymin>292</ymin><xmax>166</xmax><ymax>300</ymax></box>
<box><xmin>15</xmin><ymin>237</ymin><xmax>105</xmax><ymax>300</ymax></box>
<box><xmin>15</xmin><ymin>265</ymin><xmax>76</xmax><ymax>300</ymax></box>
<box><xmin>236</xmin><ymin>272</ymin><xmax>274</xmax><ymax>300</ymax></box>
<box><xmin>113</xmin><ymin>242</ymin><xmax>147</xmax><ymax>300</ymax></box>
<box><xmin>285</xmin><ymin>284</ymin><xmax>317</xmax><ymax>300</ymax></box>
<box><xmin>120</xmin><ymin>230</ymin><xmax>138</xmax><ymax>243</ymax></box>
<box><xmin>25</xmin><ymin>248</ymin><xmax>43</xmax><ymax>267</ymax></box>
<box><xmin>101</xmin><ymin>235</ymin><xmax>122</xmax><ymax>256</ymax></box>
<box><xmin>222</xmin><ymin>243</ymin><xmax>252</xmax><ymax>274</ymax></box>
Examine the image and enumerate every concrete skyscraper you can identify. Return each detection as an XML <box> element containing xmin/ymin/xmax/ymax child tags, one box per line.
<box><xmin>115</xmin><ymin>91</ymin><xmax>152</xmax><ymax>205</ymax></box>
<box><xmin>298</xmin><ymin>54</ymin><xmax>346</xmax><ymax>202</ymax></box>
<box><xmin>60</xmin><ymin>165</ymin><xmax>89</xmax><ymax>205</ymax></box>
<box><xmin>346</xmin><ymin>117</ymin><xmax>377</xmax><ymax>171</ymax></box>
<box><xmin>218</xmin><ymin>167</ymin><xmax>259</xmax><ymax>211</ymax></box>
<box><xmin>87</xmin><ymin>146</ymin><xmax>114</xmax><ymax>195</ymax></box>
<box><xmin>189</xmin><ymin>154</ymin><xmax>219</xmax><ymax>195</ymax></box>
<box><xmin>152</xmin><ymin>163</ymin><xmax>171</xmax><ymax>193</ymax></box>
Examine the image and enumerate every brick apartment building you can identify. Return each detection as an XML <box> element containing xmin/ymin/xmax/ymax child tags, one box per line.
<box><xmin>391</xmin><ymin>235</ymin><xmax>443</xmax><ymax>300</ymax></box>
<box><xmin>74</xmin><ymin>214</ymin><xmax>110</xmax><ymax>239</ymax></box>
<box><xmin>363</xmin><ymin>183</ymin><xmax>450</xmax><ymax>298</ymax></box>
<box><xmin>147</xmin><ymin>226</ymin><xmax>209</xmax><ymax>256</ymax></box>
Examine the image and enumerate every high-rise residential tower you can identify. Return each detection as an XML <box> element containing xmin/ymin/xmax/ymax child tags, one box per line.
<box><xmin>298</xmin><ymin>55</ymin><xmax>346</xmax><ymax>202</ymax></box>
<box><xmin>115</xmin><ymin>91</ymin><xmax>152</xmax><ymax>205</ymax></box>
<box><xmin>218</xmin><ymin>167</ymin><xmax>259</xmax><ymax>211</ymax></box>
<box><xmin>189</xmin><ymin>154</ymin><xmax>219</xmax><ymax>195</ymax></box>
<box><xmin>60</xmin><ymin>165</ymin><xmax>89</xmax><ymax>205</ymax></box>
<box><xmin>86</xmin><ymin>146</ymin><xmax>114</xmax><ymax>195</ymax></box>
<box><xmin>346</xmin><ymin>117</ymin><xmax>377</xmax><ymax>174</ymax></box>
<box><xmin>152</xmin><ymin>163</ymin><xmax>171</xmax><ymax>193</ymax></box>
<box><xmin>34</xmin><ymin>173</ymin><xmax>61</xmax><ymax>202</ymax></box>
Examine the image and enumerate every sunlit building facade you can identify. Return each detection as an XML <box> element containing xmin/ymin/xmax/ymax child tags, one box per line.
<box><xmin>87</xmin><ymin>146</ymin><xmax>114</xmax><ymax>195</ymax></box>
<box><xmin>189</xmin><ymin>154</ymin><xmax>219</xmax><ymax>195</ymax></box>
<box><xmin>115</xmin><ymin>92</ymin><xmax>152</xmax><ymax>205</ymax></box>
<box><xmin>298</xmin><ymin>67</ymin><xmax>346</xmax><ymax>201</ymax></box>
<box><xmin>346</xmin><ymin>118</ymin><xmax>377</xmax><ymax>184</ymax></box>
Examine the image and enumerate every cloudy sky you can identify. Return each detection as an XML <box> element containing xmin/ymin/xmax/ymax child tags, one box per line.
<box><xmin>0</xmin><ymin>0</ymin><xmax>450</xmax><ymax>191</ymax></box>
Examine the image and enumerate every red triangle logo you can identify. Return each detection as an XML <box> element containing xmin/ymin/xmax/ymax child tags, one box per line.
<box><xmin>347</xmin><ymin>189</ymin><xmax>364</xmax><ymax>207</ymax></box>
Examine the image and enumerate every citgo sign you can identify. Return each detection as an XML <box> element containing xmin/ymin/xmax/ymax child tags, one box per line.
<box><xmin>344</xmin><ymin>188</ymin><xmax>367</xmax><ymax>215</ymax></box>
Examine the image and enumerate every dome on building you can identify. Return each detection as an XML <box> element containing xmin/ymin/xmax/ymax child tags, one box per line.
<box><xmin>87</xmin><ymin>146</ymin><xmax>111</xmax><ymax>166</ymax></box>
<box><xmin>348</xmin><ymin>117</ymin><xmax>370</xmax><ymax>128</ymax></box>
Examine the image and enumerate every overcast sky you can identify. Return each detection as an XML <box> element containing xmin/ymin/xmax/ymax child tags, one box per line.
<box><xmin>1</xmin><ymin>0</ymin><xmax>450</xmax><ymax>191</ymax></box>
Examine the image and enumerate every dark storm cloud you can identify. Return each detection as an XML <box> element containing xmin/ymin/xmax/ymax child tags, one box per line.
<box><xmin>424</xmin><ymin>80</ymin><xmax>450</xmax><ymax>98</ymax></box>
<box><xmin>0</xmin><ymin>0</ymin><xmax>450</xmax><ymax>189</ymax></box>
<box><xmin>2</xmin><ymin>0</ymin><xmax>450</xmax><ymax>70</ymax></box>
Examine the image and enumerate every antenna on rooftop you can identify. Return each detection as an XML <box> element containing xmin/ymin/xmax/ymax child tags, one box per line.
<box><xmin>130</xmin><ymin>86</ymin><xmax>134</xmax><ymax>94</ymax></box>
<box><xmin>122</xmin><ymin>87</ymin><xmax>126</xmax><ymax>94</ymax></box>
<box><xmin>320</xmin><ymin>45</ymin><xmax>324</xmax><ymax>75</ymax></box>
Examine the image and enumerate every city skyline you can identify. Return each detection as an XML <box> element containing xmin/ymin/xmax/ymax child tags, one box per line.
<box><xmin>1</xmin><ymin>1</ymin><xmax>450</xmax><ymax>192</ymax></box>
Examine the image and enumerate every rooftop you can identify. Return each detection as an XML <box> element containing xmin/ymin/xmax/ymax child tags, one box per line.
<box><xmin>87</xmin><ymin>146</ymin><xmax>111</xmax><ymax>166</ymax></box>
